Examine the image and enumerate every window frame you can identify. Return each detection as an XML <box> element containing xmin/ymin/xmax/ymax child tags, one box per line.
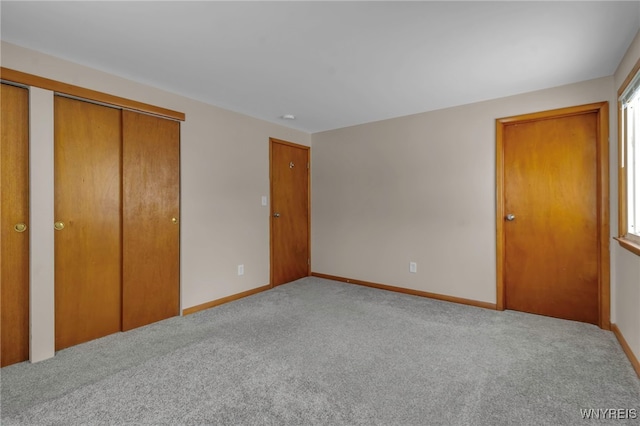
<box><xmin>617</xmin><ymin>58</ymin><xmax>640</xmax><ymax>256</ymax></box>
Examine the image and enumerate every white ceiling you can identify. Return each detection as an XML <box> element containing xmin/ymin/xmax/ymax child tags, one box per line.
<box><xmin>1</xmin><ymin>1</ymin><xmax>639</xmax><ymax>133</ymax></box>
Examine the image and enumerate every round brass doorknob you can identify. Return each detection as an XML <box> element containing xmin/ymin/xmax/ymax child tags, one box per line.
<box><xmin>171</xmin><ymin>217</ymin><xmax>178</xmax><ymax>224</ymax></box>
<box><xmin>14</xmin><ymin>223</ymin><xmax>27</xmax><ymax>233</ymax></box>
<box><xmin>54</xmin><ymin>221</ymin><xmax>65</xmax><ymax>230</ymax></box>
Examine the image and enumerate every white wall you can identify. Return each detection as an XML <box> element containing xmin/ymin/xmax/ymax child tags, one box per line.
<box><xmin>613</xmin><ymin>30</ymin><xmax>640</xmax><ymax>363</ymax></box>
<box><xmin>312</xmin><ymin>77</ymin><xmax>616</xmax><ymax>305</ymax></box>
<box><xmin>1</xmin><ymin>41</ymin><xmax>311</xmax><ymax>362</ymax></box>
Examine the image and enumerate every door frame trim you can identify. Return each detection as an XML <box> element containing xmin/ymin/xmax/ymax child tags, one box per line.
<box><xmin>495</xmin><ymin>102</ymin><xmax>610</xmax><ymax>329</ymax></box>
<box><xmin>269</xmin><ymin>138</ymin><xmax>311</xmax><ymax>287</ymax></box>
<box><xmin>1</xmin><ymin>67</ymin><xmax>185</xmax><ymax>121</ymax></box>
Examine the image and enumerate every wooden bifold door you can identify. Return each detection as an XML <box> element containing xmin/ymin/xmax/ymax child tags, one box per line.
<box><xmin>54</xmin><ymin>96</ymin><xmax>180</xmax><ymax>350</ymax></box>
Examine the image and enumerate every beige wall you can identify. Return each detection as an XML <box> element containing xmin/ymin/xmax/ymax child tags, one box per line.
<box><xmin>1</xmin><ymin>42</ymin><xmax>311</xmax><ymax>362</ymax></box>
<box><xmin>613</xmin><ymin>30</ymin><xmax>640</xmax><ymax>364</ymax></box>
<box><xmin>5</xmin><ymin>29</ymin><xmax>640</xmax><ymax>366</ymax></box>
<box><xmin>28</xmin><ymin>87</ymin><xmax>55</xmax><ymax>362</ymax></box>
<box><xmin>313</xmin><ymin>30</ymin><xmax>640</xmax><ymax>364</ymax></box>
<box><xmin>312</xmin><ymin>77</ymin><xmax>616</xmax><ymax>305</ymax></box>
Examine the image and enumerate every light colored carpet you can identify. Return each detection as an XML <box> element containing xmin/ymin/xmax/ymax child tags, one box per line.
<box><xmin>1</xmin><ymin>277</ymin><xmax>639</xmax><ymax>425</ymax></box>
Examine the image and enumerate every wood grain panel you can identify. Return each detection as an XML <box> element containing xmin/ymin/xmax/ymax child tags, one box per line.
<box><xmin>270</xmin><ymin>139</ymin><xmax>310</xmax><ymax>286</ymax></box>
<box><xmin>54</xmin><ymin>96</ymin><xmax>122</xmax><ymax>350</ymax></box>
<box><xmin>503</xmin><ymin>112</ymin><xmax>599</xmax><ymax>324</ymax></box>
<box><xmin>122</xmin><ymin>110</ymin><xmax>180</xmax><ymax>331</ymax></box>
<box><xmin>1</xmin><ymin>83</ymin><xmax>30</xmax><ymax>366</ymax></box>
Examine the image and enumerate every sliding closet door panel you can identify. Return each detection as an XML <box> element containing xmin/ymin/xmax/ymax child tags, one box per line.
<box><xmin>54</xmin><ymin>96</ymin><xmax>122</xmax><ymax>350</ymax></box>
<box><xmin>122</xmin><ymin>110</ymin><xmax>179</xmax><ymax>331</ymax></box>
<box><xmin>1</xmin><ymin>83</ymin><xmax>30</xmax><ymax>366</ymax></box>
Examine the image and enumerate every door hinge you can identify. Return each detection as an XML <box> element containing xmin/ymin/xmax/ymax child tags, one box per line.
<box><xmin>307</xmin><ymin>163</ymin><xmax>310</xmax><ymax>169</ymax></box>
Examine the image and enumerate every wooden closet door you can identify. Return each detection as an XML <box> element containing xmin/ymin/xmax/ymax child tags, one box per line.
<box><xmin>54</xmin><ymin>96</ymin><xmax>122</xmax><ymax>350</ymax></box>
<box><xmin>122</xmin><ymin>110</ymin><xmax>179</xmax><ymax>331</ymax></box>
<box><xmin>1</xmin><ymin>83</ymin><xmax>30</xmax><ymax>366</ymax></box>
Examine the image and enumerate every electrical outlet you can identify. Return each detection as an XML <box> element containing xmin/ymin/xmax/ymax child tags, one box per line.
<box><xmin>409</xmin><ymin>262</ymin><xmax>417</xmax><ymax>273</ymax></box>
<box><xmin>238</xmin><ymin>264</ymin><xmax>244</xmax><ymax>276</ymax></box>
<box><xmin>261</xmin><ymin>196</ymin><xmax>267</xmax><ymax>206</ymax></box>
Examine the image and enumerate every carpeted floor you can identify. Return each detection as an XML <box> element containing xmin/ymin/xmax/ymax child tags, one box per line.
<box><xmin>1</xmin><ymin>277</ymin><xmax>639</xmax><ymax>425</ymax></box>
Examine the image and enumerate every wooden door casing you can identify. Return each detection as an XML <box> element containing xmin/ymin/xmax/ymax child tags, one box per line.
<box><xmin>54</xmin><ymin>96</ymin><xmax>122</xmax><ymax>350</ymax></box>
<box><xmin>270</xmin><ymin>139</ymin><xmax>310</xmax><ymax>286</ymax></box>
<box><xmin>496</xmin><ymin>103</ymin><xmax>610</xmax><ymax>327</ymax></box>
<box><xmin>122</xmin><ymin>110</ymin><xmax>180</xmax><ymax>331</ymax></box>
<box><xmin>1</xmin><ymin>83</ymin><xmax>30</xmax><ymax>366</ymax></box>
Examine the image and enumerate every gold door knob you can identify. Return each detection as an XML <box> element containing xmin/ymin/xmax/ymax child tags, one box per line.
<box><xmin>171</xmin><ymin>217</ymin><xmax>178</xmax><ymax>224</ymax></box>
<box><xmin>54</xmin><ymin>221</ymin><xmax>65</xmax><ymax>231</ymax></box>
<box><xmin>14</xmin><ymin>223</ymin><xmax>27</xmax><ymax>233</ymax></box>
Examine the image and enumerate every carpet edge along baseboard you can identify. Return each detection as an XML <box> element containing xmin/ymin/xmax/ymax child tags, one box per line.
<box><xmin>611</xmin><ymin>323</ymin><xmax>640</xmax><ymax>378</ymax></box>
<box><xmin>311</xmin><ymin>272</ymin><xmax>497</xmax><ymax>310</ymax></box>
<box><xmin>183</xmin><ymin>285</ymin><xmax>271</xmax><ymax>315</ymax></box>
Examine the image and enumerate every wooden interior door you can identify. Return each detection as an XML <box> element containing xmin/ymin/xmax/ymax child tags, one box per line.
<box><xmin>122</xmin><ymin>110</ymin><xmax>180</xmax><ymax>331</ymax></box>
<box><xmin>1</xmin><ymin>83</ymin><xmax>30</xmax><ymax>366</ymax></box>
<box><xmin>498</xmin><ymin>104</ymin><xmax>608</xmax><ymax>325</ymax></box>
<box><xmin>54</xmin><ymin>96</ymin><xmax>122</xmax><ymax>350</ymax></box>
<box><xmin>270</xmin><ymin>138</ymin><xmax>310</xmax><ymax>286</ymax></box>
